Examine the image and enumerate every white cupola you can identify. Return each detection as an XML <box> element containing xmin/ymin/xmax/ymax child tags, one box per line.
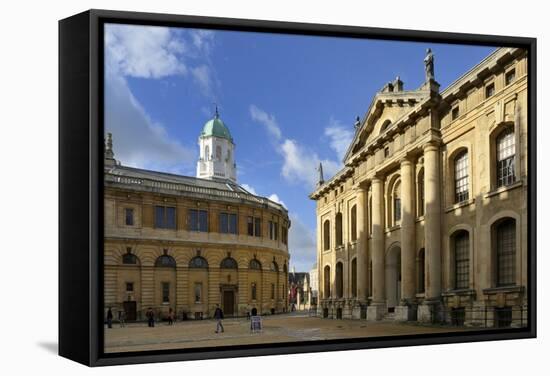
<box><xmin>196</xmin><ymin>107</ymin><xmax>237</xmax><ymax>182</ymax></box>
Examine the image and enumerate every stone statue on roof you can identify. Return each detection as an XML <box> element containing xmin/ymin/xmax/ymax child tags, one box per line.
<box><xmin>424</xmin><ymin>48</ymin><xmax>435</xmax><ymax>82</ymax></box>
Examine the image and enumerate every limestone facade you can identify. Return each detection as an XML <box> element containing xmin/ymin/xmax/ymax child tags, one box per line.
<box><xmin>310</xmin><ymin>47</ymin><xmax>528</xmax><ymax>327</ymax></box>
<box><xmin>103</xmin><ymin>115</ymin><xmax>290</xmax><ymax>321</ymax></box>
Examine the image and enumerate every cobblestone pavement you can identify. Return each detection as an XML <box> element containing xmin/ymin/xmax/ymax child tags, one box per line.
<box><xmin>104</xmin><ymin>312</ymin><xmax>474</xmax><ymax>353</ymax></box>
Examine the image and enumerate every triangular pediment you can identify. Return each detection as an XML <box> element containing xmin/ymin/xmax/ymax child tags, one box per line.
<box><xmin>343</xmin><ymin>88</ymin><xmax>430</xmax><ymax>164</ymax></box>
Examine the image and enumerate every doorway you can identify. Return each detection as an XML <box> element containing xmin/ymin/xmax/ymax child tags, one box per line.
<box><xmin>223</xmin><ymin>290</ymin><xmax>235</xmax><ymax>316</ymax></box>
<box><xmin>123</xmin><ymin>301</ymin><xmax>137</xmax><ymax>321</ymax></box>
<box><xmin>385</xmin><ymin>245</ymin><xmax>402</xmax><ymax>309</ymax></box>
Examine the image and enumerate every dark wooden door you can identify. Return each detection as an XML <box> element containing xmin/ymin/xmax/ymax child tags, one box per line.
<box><xmin>123</xmin><ymin>301</ymin><xmax>137</xmax><ymax>321</ymax></box>
<box><xmin>223</xmin><ymin>291</ymin><xmax>234</xmax><ymax>315</ymax></box>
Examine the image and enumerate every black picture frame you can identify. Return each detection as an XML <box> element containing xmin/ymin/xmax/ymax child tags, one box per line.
<box><xmin>59</xmin><ymin>8</ymin><xmax>537</xmax><ymax>367</ymax></box>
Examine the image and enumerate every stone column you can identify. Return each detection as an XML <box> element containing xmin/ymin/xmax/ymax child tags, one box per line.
<box><xmin>419</xmin><ymin>141</ymin><xmax>442</xmax><ymax>322</ymax></box>
<box><xmin>396</xmin><ymin>158</ymin><xmax>416</xmax><ymax>321</ymax></box>
<box><xmin>356</xmin><ymin>186</ymin><xmax>367</xmax><ymax>300</ymax></box>
<box><xmin>367</xmin><ymin>177</ymin><xmax>386</xmax><ymax>320</ymax></box>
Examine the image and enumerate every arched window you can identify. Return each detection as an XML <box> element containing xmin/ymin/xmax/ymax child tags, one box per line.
<box><xmin>324</xmin><ymin>265</ymin><xmax>331</xmax><ymax>298</ymax></box>
<box><xmin>251</xmin><ymin>282</ymin><xmax>257</xmax><ymax>300</ymax></box>
<box><xmin>155</xmin><ymin>254</ymin><xmax>176</xmax><ymax>268</ymax></box>
<box><xmin>495</xmin><ymin>218</ymin><xmax>516</xmax><ymax>287</ymax></box>
<box><xmin>189</xmin><ymin>256</ymin><xmax>208</xmax><ymax>269</ymax></box>
<box><xmin>453</xmin><ymin>231</ymin><xmax>469</xmax><ymax>289</ymax></box>
<box><xmin>204</xmin><ymin>145</ymin><xmax>210</xmax><ymax>160</ymax></box>
<box><xmin>417</xmin><ymin>169</ymin><xmax>425</xmax><ymax>217</ymax></box>
<box><xmin>220</xmin><ymin>257</ymin><xmax>238</xmax><ymax>269</ymax></box>
<box><xmin>454</xmin><ymin>150</ymin><xmax>469</xmax><ymax>203</ymax></box>
<box><xmin>335</xmin><ymin>212</ymin><xmax>343</xmax><ymax>246</ymax></box>
<box><xmin>392</xmin><ymin>180</ymin><xmax>401</xmax><ymax>225</ymax></box>
<box><xmin>496</xmin><ymin>127</ymin><xmax>516</xmax><ymax>187</ymax></box>
<box><xmin>249</xmin><ymin>259</ymin><xmax>262</xmax><ymax>270</ymax></box>
<box><xmin>351</xmin><ymin>258</ymin><xmax>357</xmax><ymax>297</ymax></box>
<box><xmin>270</xmin><ymin>261</ymin><xmax>279</xmax><ymax>272</ymax></box>
<box><xmin>122</xmin><ymin>252</ymin><xmax>139</xmax><ymax>265</ymax></box>
<box><xmin>335</xmin><ymin>262</ymin><xmax>343</xmax><ymax>298</ymax></box>
<box><xmin>417</xmin><ymin>249</ymin><xmax>425</xmax><ymax>293</ymax></box>
<box><xmin>216</xmin><ymin>145</ymin><xmax>222</xmax><ymax>161</ymax></box>
<box><xmin>350</xmin><ymin>205</ymin><xmax>357</xmax><ymax>241</ymax></box>
<box><xmin>323</xmin><ymin>220</ymin><xmax>331</xmax><ymax>250</ymax></box>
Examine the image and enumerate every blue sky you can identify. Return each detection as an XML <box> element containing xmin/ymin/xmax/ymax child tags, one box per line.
<box><xmin>104</xmin><ymin>23</ymin><xmax>495</xmax><ymax>271</ymax></box>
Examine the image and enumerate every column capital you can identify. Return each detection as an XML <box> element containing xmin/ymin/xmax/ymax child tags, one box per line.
<box><xmin>423</xmin><ymin>140</ymin><xmax>441</xmax><ymax>152</ymax></box>
<box><xmin>400</xmin><ymin>157</ymin><xmax>414</xmax><ymax>167</ymax></box>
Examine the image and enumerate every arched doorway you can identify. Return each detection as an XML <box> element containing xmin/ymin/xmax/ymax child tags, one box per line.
<box><xmin>385</xmin><ymin>245</ymin><xmax>401</xmax><ymax>311</ymax></box>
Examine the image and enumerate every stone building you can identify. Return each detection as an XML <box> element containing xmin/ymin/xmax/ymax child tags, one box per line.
<box><xmin>309</xmin><ymin>47</ymin><xmax>528</xmax><ymax>327</ymax></box>
<box><xmin>104</xmin><ymin>111</ymin><xmax>290</xmax><ymax>321</ymax></box>
<box><xmin>288</xmin><ymin>270</ymin><xmax>311</xmax><ymax>311</ymax></box>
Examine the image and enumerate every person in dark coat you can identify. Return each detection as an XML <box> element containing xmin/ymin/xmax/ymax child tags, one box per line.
<box><xmin>106</xmin><ymin>307</ymin><xmax>113</xmax><ymax>329</ymax></box>
<box><xmin>214</xmin><ymin>304</ymin><xmax>224</xmax><ymax>333</ymax></box>
<box><xmin>146</xmin><ymin>307</ymin><xmax>155</xmax><ymax>327</ymax></box>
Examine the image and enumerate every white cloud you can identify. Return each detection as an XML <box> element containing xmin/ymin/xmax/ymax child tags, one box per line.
<box><xmin>191</xmin><ymin>65</ymin><xmax>213</xmax><ymax>97</ymax></box>
<box><xmin>240</xmin><ymin>183</ymin><xmax>257</xmax><ymax>195</ymax></box>
<box><xmin>105</xmin><ymin>24</ymin><xmax>187</xmax><ymax>79</ymax></box>
<box><xmin>249</xmin><ymin>105</ymin><xmax>345</xmax><ymax>190</ymax></box>
<box><xmin>279</xmin><ymin>139</ymin><xmax>340</xmax><ymax>190</ymax></box>
<box><xmin>249</xmin><ymin>105</ymin><xmax>282</xmax><ymax>141</ymax></box>
<box><xmin>288</xmin><ymin>213</ymin><xmax>317</xmax><ymax>272</ymax></box>
<box><xmin>105</xmin><ymin>70</ymin><xmax>195</xmax><ymax>174</ymax></box>
<box><xmin>267</xmin><ymin>193</ymin><xmax>286</xmax><ymax>208</ymax></box>
<box><xmin>190</xmin><ymin>30</ymin><xmax>215</xmax><ymax>54</ymax></box>
<box><xmin>324</xmin><ymin>117</ymin><xmax>354</xmax><ymax>161</ymax></box>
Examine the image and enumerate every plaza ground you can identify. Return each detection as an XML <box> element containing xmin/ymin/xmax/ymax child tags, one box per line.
<box><xmin>104</xmin><ymin>312</ymin><xmax>477</xmax><ymax>353</ymax></box>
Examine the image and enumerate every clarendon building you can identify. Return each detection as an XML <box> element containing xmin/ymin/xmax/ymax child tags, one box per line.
<box><xmin>104</xmin><ymin>110</ymin><xmax>290</xmax><ymax>321</ymax></box>
<box><xmin>309</xmin><ymin>47</ymin><xmax>528</xmax><ymax>327</ymax></box>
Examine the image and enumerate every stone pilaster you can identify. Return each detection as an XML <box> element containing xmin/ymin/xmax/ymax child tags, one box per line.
<box><xmin>367</xmin><ymin>177</ymin><xmax>386</xmax><ymax>320</ymax></box>
<box><xmin>396</xmin><ymin>159</ymin><xmax>417</xmax><ymax>321</ymax></box>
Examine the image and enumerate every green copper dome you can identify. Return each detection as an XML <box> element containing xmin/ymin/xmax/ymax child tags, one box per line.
<box><xmin>200</xmin><ymin>113</ymin><xmax>233</xmax><ymax>142</ymax></box>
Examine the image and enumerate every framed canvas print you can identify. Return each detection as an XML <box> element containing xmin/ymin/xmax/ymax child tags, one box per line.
<box><xmin>58</xmin><ymin>9</ymin><xmax>536</xmax><ymax>366</ymax></box>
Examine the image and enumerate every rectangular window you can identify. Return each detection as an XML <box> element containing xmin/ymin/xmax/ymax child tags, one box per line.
<box><xmin>274</xmin><ymin>222</ymin><xmax>279</xmax><ymax>240</ymax></box>
<box><xmin>247</xmin><ymin>216</ymin><xmax>254</xmax><ymax>236</ymax></box>
<box><xmin>254</xmin><ymin>217</ymin><xmax>261</xmax><ymax>237</ymax></box>
<box><xmin>384</xmin><ymin>147</ymin><xmax>390</xmax><ymax>158</ymax></box>
<box><xmin>189</xmin><ymin>209</ymin><xmax>208</xmax><ymax>232</ymax></box>
<box><xmin>485</xmin><ymin>83</ymin><xmax>495</xmax><ymax>98</ymax></box>
<box><xmin>162</xmin><ymin>282</ymin><xmax>170</xmax><ymax>303</ymax></box>
<box><xmin>219</xmin><ymin>213</ymin><xmax>238</xmax><ymax>234</ymax></box>
<box><xmin>269</xmin><ymin>220</ymin><xmax>274</xmax><ymax>240</ymax></box>
<box><xmin>194</xmin><ymin>283</ymin><xmax>202</xmax><ymax>303</ymax></box>
<box><xmin>125</xmin><ymin>208</ymin><xmax>134</xmax><ymax>226</ymax></box>
<box><xmin>496</xmin><ymin>129</ymin><xmax>516</xmax><ymax>188</ymax></box>
<box><xmin>452</xmin><ymin>106</ymin><xmax>460</xmax><ymax>120</ymax></box>
<box><xmin>454</xmin><ymin>152</ymin><xmax>469</xmax><ymax>203</ymax></box>
<box><xmin>271</xmin><ymin>283</ymin><xmax>275</xmax><ymax>299</ymax></box>
<box><xmin>451</xmin><ymin>307</ymin><xmax>466</xmax><ymax>326</ymax></box>
<box><xmin>126</xmin><ymin>282</ymin><xmax>134</xmax><ymax>292</ymax></box>
<box><xmin>154</xmin><ymin>206</ymin><xmax>176</xmax><ymax>229</ymax></box>
<box><xmin>505</xmin><ymin>69</ymin><xmax>516</xmax><ymax>86</ymax></box>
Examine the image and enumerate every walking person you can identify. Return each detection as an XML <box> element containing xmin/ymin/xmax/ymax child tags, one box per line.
<box><xmin>118</xmin><ymin>309</ymin><xmax>126</xmax><ymax>328</ymax></box>
<box><xmin>167</xmin><ymin>308</ymin><xmax>174</xmax><ymax>325</ymax></box>
<box><xmin>106</xmin><ymin>307</ymin><xmax>113</xmax><ymax>329</ymax></box>
<box><xmin>214</xmin><ymin>304</ymin><xmax>224</xmax><ymax>333</ymax></box>
<box><xmin>146</xmin><ymin>307</ymin><xmax>155</xmax><ymax>327</ymax></box>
